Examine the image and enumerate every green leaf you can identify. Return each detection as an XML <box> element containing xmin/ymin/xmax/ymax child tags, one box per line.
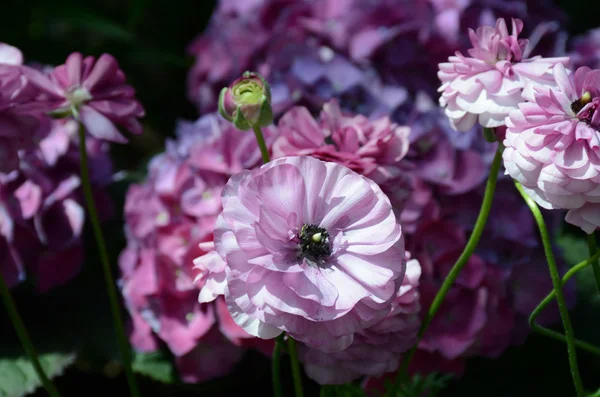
<box><xmin>132</xmin><ymin>351</ymin><xmax>175</xmax><ymax>384</ymax></box>
<box><xmin>0</xmin><ymin>350</ymin><xmax>75</xmax><ymax>397</ymax></box>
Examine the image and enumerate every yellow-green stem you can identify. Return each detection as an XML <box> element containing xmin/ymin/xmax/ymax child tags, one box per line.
<box><xmin>77</xmin><ymin>124</ymin><xmax>140</xmax><ymax>397</ymax></box>
<box><xmin>252</xmin><ymin>125</ymin><xmax>270</xmax><ymax>163</ymax></box>
<box><xmin>529</xmin><ymin>249</ymin><xmax>600</xmax><ymax>355</ymax></box>
<box><xmin>588</xmin><ymin>233</ymin><xmax>600</xmax><ymax>295</ymax></box>
<box><xmin>0</xmin><ymin>273</ymin><xmax>61</xmax><ymax>397</ymax></box>
<box><xmin>391</xmin><ymin>146</ymin><xmax>503</xmax><ymax>393</ymax></box>
<box><xmin>515</xmin><ymin>181</ymin><xmax>584</xmax><ymax>397</ymax></box>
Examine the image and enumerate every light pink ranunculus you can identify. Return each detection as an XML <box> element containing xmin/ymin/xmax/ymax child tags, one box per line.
<box><xmin>438</xmin><ymin>18</ymin><xmax>568</xmax><ymax>131</ymax></box>
<box><xmin>503</xmin><ymin>63</ymin><xmax>600</xmax><ymax>233</ymax></box>
<box><xmin>215</xmin><ymin>156</ymin><xmax>407</xmax><ymax>352</ymax></box>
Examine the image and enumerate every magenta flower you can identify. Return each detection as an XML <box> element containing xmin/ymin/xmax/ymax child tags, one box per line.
<box><xmin>503</xmin><ymin>63</ymin><xmax>600</xmax><ymax>233</ymax></box>
<box><xmin>214</xmin><ymin>155</ymin><xmax>406</xmax><ymax>352</ymax></box>
<box><xmin>0</xmin><ymin>43</ymin><xmax>41</xmax><ymax>172</ymax></box>
<box><xmin>438</xmin><ymin>18</ymin><xmax>568</xmax><ymax>131</ymax></box>
<box><xmin>23</xmin><ymin>52</ymin><xmax>145</xmax><ymax>143</ymax></box>
<box><xmin>298</xmin><ymin>255</ymin><xmax>421</xmax><ymax>384</ymax></box>
<box><xmin>272</xmin><ymin>100</ymin><xmax>410</xmax><ymax>211</ymax></box>
<box><xmin>0</xmin><ymin>118</ymin><xmax>113</xmax><ymax>291</ymax></box>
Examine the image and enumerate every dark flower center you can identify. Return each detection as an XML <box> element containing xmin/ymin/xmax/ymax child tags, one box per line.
<box><xmin>298</xmin><ymin>224</ymin><xmax>331</xmax><ymax>265</ymax></box>
<box><xmin>571</xmin><ymin>91</ymin><xmax>593</xmax><ymax>118</ymax></box>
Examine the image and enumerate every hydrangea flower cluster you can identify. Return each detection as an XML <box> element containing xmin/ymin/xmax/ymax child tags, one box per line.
<box><xmin>119</xmin><ymin>114</ymin><xmax>276</xmax><ymax>382</ymax></box>
<box><xmin>0</xmin><ymin>117</ymin><xmax>114</xmax><ymax>292</ymax></box>
<box><xmin>187</xmin><ymin>0</ymin><xmax>566</xmax><ymax>116</ymax></box>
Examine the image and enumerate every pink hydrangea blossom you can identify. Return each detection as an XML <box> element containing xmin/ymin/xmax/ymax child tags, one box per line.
<box><xmin>214</xmin><ymin>155</ymin><xmax>407</xmax><ymax>352</ymax></box>
<box><xmin>0</xmin><ymin>118</ymin><xmax>113</xmax><ymax>291</ymax></box>
<box><xmin>438</xmin><ymin>18</ymin><xmax>568</xmax><ymax>131</ymax></box>
<box><xmin>299</xmin><ymin>255</ymin><xmax>421</xmax><ymax>384</ymax></box>
<box><xmin>23</xmin><ymin>52</ymin><xmax>145</xmax><ymax>143</ymax></box>
<box><xmin>503</xmin><ymin>63</ymin><xmax>600</xmax><ymax>233</ymax></box>
<box><xmin>272</xmin><ymin>100</ymin><xmax>411</xmax><ymax>211</ymax></box>
<box><xmin>0</xmin><ymin>43</ymin><xmax>43</xmax><ymax>172</ymax></box>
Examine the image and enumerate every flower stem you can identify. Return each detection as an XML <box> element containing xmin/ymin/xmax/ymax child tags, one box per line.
<box><xmin>514</xmin><ymin>181</ymin><xmax>584</xmax><ymax>397</ymax></box>
<box><xmin>587</xmin><ymin>233</ymin><xmax>600</xmax><ymax>295</ymax></box>
<box><xmin>482</xmin><ymin>127</ymin><xmax>496</xmax><ymax>142</ymax></box>
<box><xmin>252</xmin><ymin>125</ymin><xmax>270</xmax><ymax>163</ymax></box>
<box><xmin>272</xmin><ymin>334</ymin><xmax>285</xmax><ymax>397</ymax></box>
<box><xmin>391</xmin><ymin>146</ymin><xmax>503</xmax><ymax>392</ymax></box>
<box><xmin>529</xmin><ymin>249</ymin><xmax>600</xmax><ymax>355</ymax></box>
<box><xmin>0</xmin><ymin>273</ymin><xmax>62</xmax><ymax>397</ymax></box>
<box><xmin>287</xmin><ymin>336</ymin><xmax>304</xmax><ymax>397</ymax></box>
<box><xmin>77</xmin><ymin>124</ymin><xmax>140</xmax><ymax>397</ymax></box>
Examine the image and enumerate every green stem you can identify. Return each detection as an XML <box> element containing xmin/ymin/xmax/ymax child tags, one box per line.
<box><xmin>272</xmin><ymin>334</ymin><xmax>284</xmax><ymax>397</ymax></box>
<box><xmin>0</xmin><ymin>273</ymin><xmax>61</xmax><ymax>397</ymax></box>
<box><xmin>529</xmin><ymin>249</ymin><xmax>600</xmax><ymax>355</ymax></box>
<box><xmin>588</xmin><ymin>233</ymin><xmax>600</xmax><ymax>295</ymax></box>
<box><xmin>515</xmin><ymin>181</ymin><xmax>584</xmax><ymax>397</ymax></box>
<box><xmin>77</xmin><ymin>124</ymin><xmax>140</xmax><ymax>397</ymax></box>
<box><xmin>482</xmin><ymin>127</ymin><xmax>496</xmax><ymax>143</ymax></box>
<box><xmin>391</xmin><ymin>146</ymin><xmax>504</xmax><ymax>392</ymax></box>
<box><xmin>287</xmin><ymin>337</ymin><xmax>304</xmax><ymax>397</ymax></box>
<box><xmin>252</xmin><ymin>125</ymin><xmax>270</xmax><ymax>163</ymax></box>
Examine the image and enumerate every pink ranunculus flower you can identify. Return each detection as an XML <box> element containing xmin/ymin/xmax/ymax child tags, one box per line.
<box><xmin>503</xmin><ymin>63</ymin><xmax>600</xmax><ymax>233</ymax></box>
<box><xmin>299</xmin><ymin>255</ymin><xmax>421</xmax><ymax>385</ymax></box>
<box><xmin>23</xmin><ymin>52</ymin><xmax>145</xmax><ymax>143</ymax></box>
<box><xmin>438</xmin><ymin>18</ymin><xmax>568</xmax><ymax>131</ymax></box>
<box><xmin>272</xmin><ymin>100</ymin><xmax>411</xmax><ymax>212</ymax></box>
<box><xmin>215</xmin><ymin>155</ymin><xmax>407</xmax><ymax>352</ymax></box>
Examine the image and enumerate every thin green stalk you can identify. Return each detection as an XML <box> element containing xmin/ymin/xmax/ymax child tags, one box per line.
<box><xmin>529</xmin><ymin>249</ymin><xmax>600</xmax><ymax>355</ymax></box>
<box><xmin>515</xmin><ymin>181</ymin><xmax>584</xmax><ymax>397</ymax></box>
<box><xmin>252</xmin><ymin>125</ymin><xmax>270</xmax><ymax>163</ymax></box>
<box><xmin>588</xmin><ymin>233</ymin><xmax>600</xmax><ymax>295</ymax></box>
<box><xmin>391</xmin><ymin>146</ymin><xmax>504</xmax><ymax>393</ymax></box>
<box><xmin>77</xmin><ymin>124</ymin><xmax>140</xmax><ymax>397</ymax></box>
<box><xmin>272</xmin><ymin>334</ymin><xmax>285</xmax><ymax>397</ymax></box>
<box><xmin>0</xmin><ymin>273</ymin><xmax>61</xmax><ymax>397</ymax></box>
<box><xmin>482</xmin><ymin>127</ymin><xmax>496</xmax><ymax>142</ymax></box>
<box><xmin>287</xmin><ymin>337</ymin><xmax>304</xmax><ymax>397</ymax></box>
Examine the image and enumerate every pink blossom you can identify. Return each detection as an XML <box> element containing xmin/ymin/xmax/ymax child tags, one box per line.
<box><xmin>0</xmin><ymin>43</ymin><xmax>41</xmax><ymax>172</ymax></box>
<box><xmin>438</xmin><ymin>18</ymin><xmax>568</xmax><ymax>131</ymax></box>
<box><xmin>215</xmin><ymin>155</ymin><xmax>407</xmax><ymax>352</ymax></box>
<box><xmin>23</xmin><ymin>52</ymin><xmax>145</xmax><ymax>143</ymax></box>
<box><xmin>503</xmin><ymin>63</ymin><xmax>600</xmax><ymax>233</ymax></box>
<box><xmin>299</xmin><ymin>255</ymin><xmax>421</xmax><ymax>384</ymax></box>
<box><xmin>272</xmin><ymin>100</ymin><xmax>411</xmax><ymax>211</ymax></box>
<box><xmin>0</xmin><ymin>118</ymin><xmax>113</xmax><ymax>291</ymax></box>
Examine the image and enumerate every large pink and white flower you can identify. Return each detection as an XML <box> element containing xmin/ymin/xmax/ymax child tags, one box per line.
<box><xmin>438</xmin><ymin>18</ymin><xmax>568</xmax><ymax>131</ymax></box>
<box><xmin>214</xmin><ymin>155</ymin><xmax>407</xmax><ymax>352</ymax></box>
<box><xmin>503</xmin><ymin>63</ymin><xmax>600</xmax><ymax>233</ymax></box>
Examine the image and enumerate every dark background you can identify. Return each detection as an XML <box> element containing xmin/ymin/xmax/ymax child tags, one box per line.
<box><xmin>1</xmin><ymin>0</ymin><xmax>600</xmax><ymax>396</ymax></box>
